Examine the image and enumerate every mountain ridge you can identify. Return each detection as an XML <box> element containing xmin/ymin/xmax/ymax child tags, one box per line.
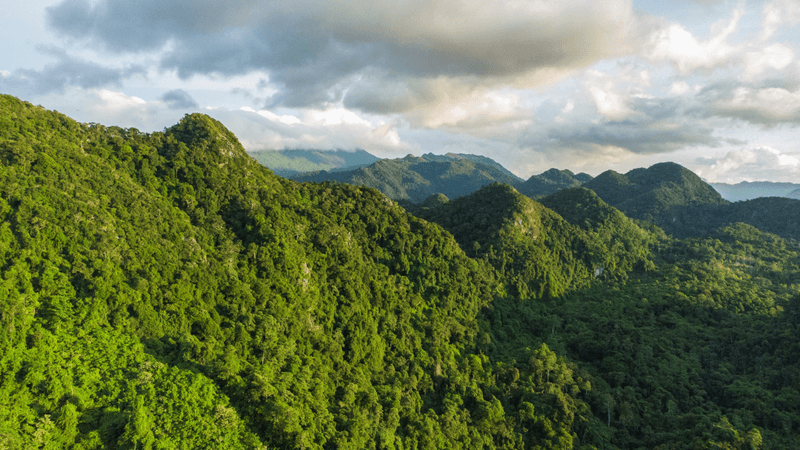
<box><xmin>3</xmin><ymin>93</ymin><xmax>800</xmax><ymax>449</ymax></box>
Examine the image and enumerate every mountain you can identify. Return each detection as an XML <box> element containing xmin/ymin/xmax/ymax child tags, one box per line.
<box><xmin>0</xmin><ymin>94</ymin><xmax>587</xmax><ymax>449</ymax></box>
<box><xmin>579</xmin><ymin>162</ymin><xmax>800</xmax><ymax>242</ymax></box>
<box><xmin>582</xmin><ymin>162</ymin><xmax>730</xmax><ymax>237</ymax></box>
<box><xmin>517</xmin><ymin>168</ymin><xmax>592</xmax><ymax>198</ymax></box>
<box><xmin>417</xmin><ymin>184</ymin><xmax>655</xmax><ymax>299</ymax></box>
<box><xmin>248</xmin><ymin>148</ymin><xmax>379</xmax><ymax>177</ymax></box>
<box><xmin>3</xmin><ymin>94</ymin><xmax>800</xmax><ymax>449</ymax></box>
<box><xmin>416</xmin><ymin>182</ymin><xmax>800</xmax><ymax>449</ymax></box>
<box><xmin>712</xmin><ymin>181</ymin><xmax>800</xmax><ymax>202</ymax></box>
<box><xmin>583</xmin><ymin>162</ymin><xmax>726</xmax><ymax>218</ymax></box>
<box><xmin>419</xmin><ymin>152</ymin><xmax>523</xmax><ymax>181</ymax></box>
<box><xmin>291</xmin><ymin>153</ymin><xmax>523</xmax><ymax>203</ymax></box>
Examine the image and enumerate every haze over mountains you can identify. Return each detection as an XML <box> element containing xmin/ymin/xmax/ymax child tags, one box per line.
<box><xmin>248</xmin><ymin>149</ymin><xmax>380</xmax><ymax>177</ymax></box>
<box><xmin>3</xmin><ymin>94</ymin><xmax>800</xmax><ymax>449</ymax></box>
<box><xmin>711</xmin><ymin>181</ymin><xmax>800</xmax><ymax>202</ymax></box>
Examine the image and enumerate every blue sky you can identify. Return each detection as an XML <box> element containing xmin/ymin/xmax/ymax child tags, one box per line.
<box><xmin>2</xmin><ymin>0</ymin><xmax>800</xmax><ymax>182</ymax></box>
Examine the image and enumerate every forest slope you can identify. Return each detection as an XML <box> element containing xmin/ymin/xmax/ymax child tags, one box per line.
<box><xmin>2</xmin><ymin>94</ymin><xmax>799</xmax><ymax>449</ymax></box>
<box><xmin>291</xmin><ymin>154</ymin><xmax>522</xmax><ymax>203</ymax></box>
<box><xmin>0</xmin><ymin>94</ymin><xmax>594</xmax><ymax>449</ymax></box>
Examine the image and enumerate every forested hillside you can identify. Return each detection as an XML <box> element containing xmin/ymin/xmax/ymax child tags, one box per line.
<box><xmin>291</xmin><ymin>154</ymin><xmax>522</xmax><ymax>203</ymax></box>
<box><xmin>0</xmin><ymin>95</ymin><xmax>596</xmax><ymax>449</ymax></box>
<box><xmin>517</xmin><ymin>169</ymin><xmax>592</xmax><ymax>199</ymax></box>
<box><xmin>417</xmin><ymin>184</ymin><xmax>800</xmax><ymax>449</ymax></box>
<box><xmin>1</xmin><ymin>94</ymin><xmax>799</xmax><ymax>449</ymax></box>
<box><xmin>577</xmin><ymin>163</ymin><xmax>800</xmax><ymax>242</ymax></box>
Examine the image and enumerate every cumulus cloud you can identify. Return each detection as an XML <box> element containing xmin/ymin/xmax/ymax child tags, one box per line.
<box><xmin>520</xmin><ymin>82</ymin><xmax>722</xmax><ymax>158</ymax></box>
<box><xmin>160</xmin><ymin>89</ymin><xmax>198</xmax><ymax>109</ymax></box>
<box><xmin>740</xmin><ymin>43</ymin><xmax>795</xmax><ymax>82</ymax></box>
<box><xmin>540</xmin><ymin>117</ymin><xmax>719</xmax><ymax>155</ymax></box>
<box><xmin>647</xmin><ymin>8</ymin><xmax>743</xmax><ymax>74</ymax></box>
<box><xmin>583</xmin><ymin>67</ymin><xmax>653</xmax><ymax>121</ymax></box>
<box><xmin>694</xmin><ymin>146</ymin><xmax>800</xmax><ymax>182</ymax></box>
<box><xmin>711</xmin><ymin>85</ymin><xmax>800</xmax><ymax>126</ymax></box>
<box><xmin>46</xmin><ymin>0</ymin><xmax>646</xmax><ymax>115</ymax></box>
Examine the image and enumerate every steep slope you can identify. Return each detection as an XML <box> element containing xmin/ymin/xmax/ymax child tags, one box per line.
<box><xmin>4</xmin><ymin>94</ymin><xmax>800</xmax><ymax>449</ymax></box>
<box><xmin>722</xmin><ymin>197</ymin><xmax>800</xmax><ymax>242</ymax></box>
<box><xmin>539</xmin><ymin>187</ymin><xmax>657</xmax><ymax>275</ymax></box>
<box><xmin>248</xmin><ymin>148</ymin><xmax>379</xmax><ymax>177</ymax></box>
<box><xmin>0</xmin><ymin>95</ymin><xmax>593</xmax><ymax>449</ymax></box>
<box><xmin>420</xmin><ymin>183</ymin><xmax>800</xmax><ymax>448</ymax></box>
<box><xmin>583</xmin><ymin>162</ymin><xmax>729</xmax><ymax>237</ymax></box>
<box><xmin>517</xmin><ymin>168</ymin><xmax>592</xmax><ymax>199</ymax></box>
<box><xmin>584</xmin><ymin>162</ymin><xmax>726</xmax><ymax>219</ymax></box>
<box><xmin>582</xmin><ymin>163</ymin><xmax>800</xmax><ymax>241</ymax></box>
<box><xmin>417</xmin><ymin>184</ymin><xmax>655</xmax><ymax>300</ymax></box>
<box><xmin>291</xmin><ymin>153</ymin><xmax>523</xmax><ymax>203</ymax></box>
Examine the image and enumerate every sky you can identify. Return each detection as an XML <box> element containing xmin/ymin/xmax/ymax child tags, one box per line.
<box><xmin>2</xmin><ymin>0</ymin><xmax>800</xmax><ymax>182</ymax></box>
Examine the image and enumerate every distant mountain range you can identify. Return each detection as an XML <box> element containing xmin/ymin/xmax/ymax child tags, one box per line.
<box><xmin>291</xmin><ymin>153</ymin><xmax>523</xmax><ymax>203</ymax></box>
<box><xmin>278</xmin><ymin>152</ymin><xmax>800</xmax><ymax>242</ymax></box>
<box><xmin>711</xmin><ymin>181</ymin><xmax>800</xmax><ymax>202</ymax></box>
<box><xmin>288</xmin><ymin>152</ymin><xmax>593</xmax><ymax>204</ymax></box>
<box><xmin>248</xmin><ymin>148</ymin><xmax>380</xmax><ymax>177</ymax></box>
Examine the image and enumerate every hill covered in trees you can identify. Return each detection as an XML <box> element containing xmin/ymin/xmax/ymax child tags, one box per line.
<box><xmin>517</xmin><ymin>169</ymin><xmax>592</xmax><ymax>199</ymax></box>
<box><xmin>2</xmin><ymin>94</ymin><xmax>800</xmax><ymax>449</ymax></box>
<box><xmin>579</xmin><ymin>163</ymin><xmax>800</xmax><ymax>242</ymax></box>
<box><xmin>291</xmin><ymin>154</ymin><xmax>522</xmax><ymax>203</ymax></box>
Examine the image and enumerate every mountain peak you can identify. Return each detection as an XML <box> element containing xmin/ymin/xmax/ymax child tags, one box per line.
<box><xmin>518</xmin><ymin>168</ymin><xmax>590</xmax><ymax>198</ymax></box>
<box><xmin>167</xmin><ymin>113</ymin><xmax>250</xmax><ymax>161</ymax></box>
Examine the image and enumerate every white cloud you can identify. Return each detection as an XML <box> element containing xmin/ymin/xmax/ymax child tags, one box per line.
<box><xmin>694</xmin><ymin>146</ymin><xmax>800</xmax><ymax>182</ymax></box>
<box><xmin>713</xmin><ymin>86</ymin><xmax>800</xmax><ymax>125</ymax></box>
<box><xmin>582</xmin><ymin>67</ymin><xmax>655</xmax><ymax>121</ymax></box>
<box><xmin>740</xmin><ymin>43</ymin><xmax>795</xmax><ymax>82</ymax></box>
<box><xmin>669</xmin><ymin>81</ymin><xmax>693</xmax><ymax>95</ymax></box>
<box><xmin>761</xmin><ymin>0</ymin><xmax>800</xmax><ymax>41</ymax></box>
<box><xmin>419</xmin><ymin>89</ymin><xmax>531</xmax><ymax>131</ymax></box>
<box><xmin>648</xmin><ymin>8</ymin><xmax>742</xmax><ymax>74</ymax></box>
<box><xmin>252</xmin><ymin>108</ymin><xmax>301</xmax><ymax>126</ymax></box>
<box><xmin>213</xmin><ymin>107</ymin><xmax>410</xmax><ymax>156</ymax></box>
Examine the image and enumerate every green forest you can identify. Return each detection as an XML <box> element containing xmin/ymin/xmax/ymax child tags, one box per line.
<box><xmin>1</xmin><ymin>94</ymin><xmax>799</xmax><ymax>449</ymax></box>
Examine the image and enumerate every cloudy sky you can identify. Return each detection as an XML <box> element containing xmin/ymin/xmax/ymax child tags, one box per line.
<box><xmin>3</xmin><ymin>0</ymin><xmax>800</xmax><ymax>182</ymax></box>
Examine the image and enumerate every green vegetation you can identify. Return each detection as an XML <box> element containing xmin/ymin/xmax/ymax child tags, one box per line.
<box><xmin>292</xmin><ymin>154</ymin><xmax>523</xmax><ymax>203</ymax></box>
<box><xmin>582</xmin><ymin>163</ymin><xmax>800</xmax><ymax>243</ymax></box>
<box><xmin>1</xmin><ymin>94</ymin><xmax>799</xmax><ymax>449</ymax></box>
<box><xmin>416</xmin><ymin>185</ymin><xmax>654</xmax><ymax>301</ymax></box>
<box><xmin>518</xmin><ymin>169</ymin><xmax>592</xmax><ymax>199</ymax></box>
